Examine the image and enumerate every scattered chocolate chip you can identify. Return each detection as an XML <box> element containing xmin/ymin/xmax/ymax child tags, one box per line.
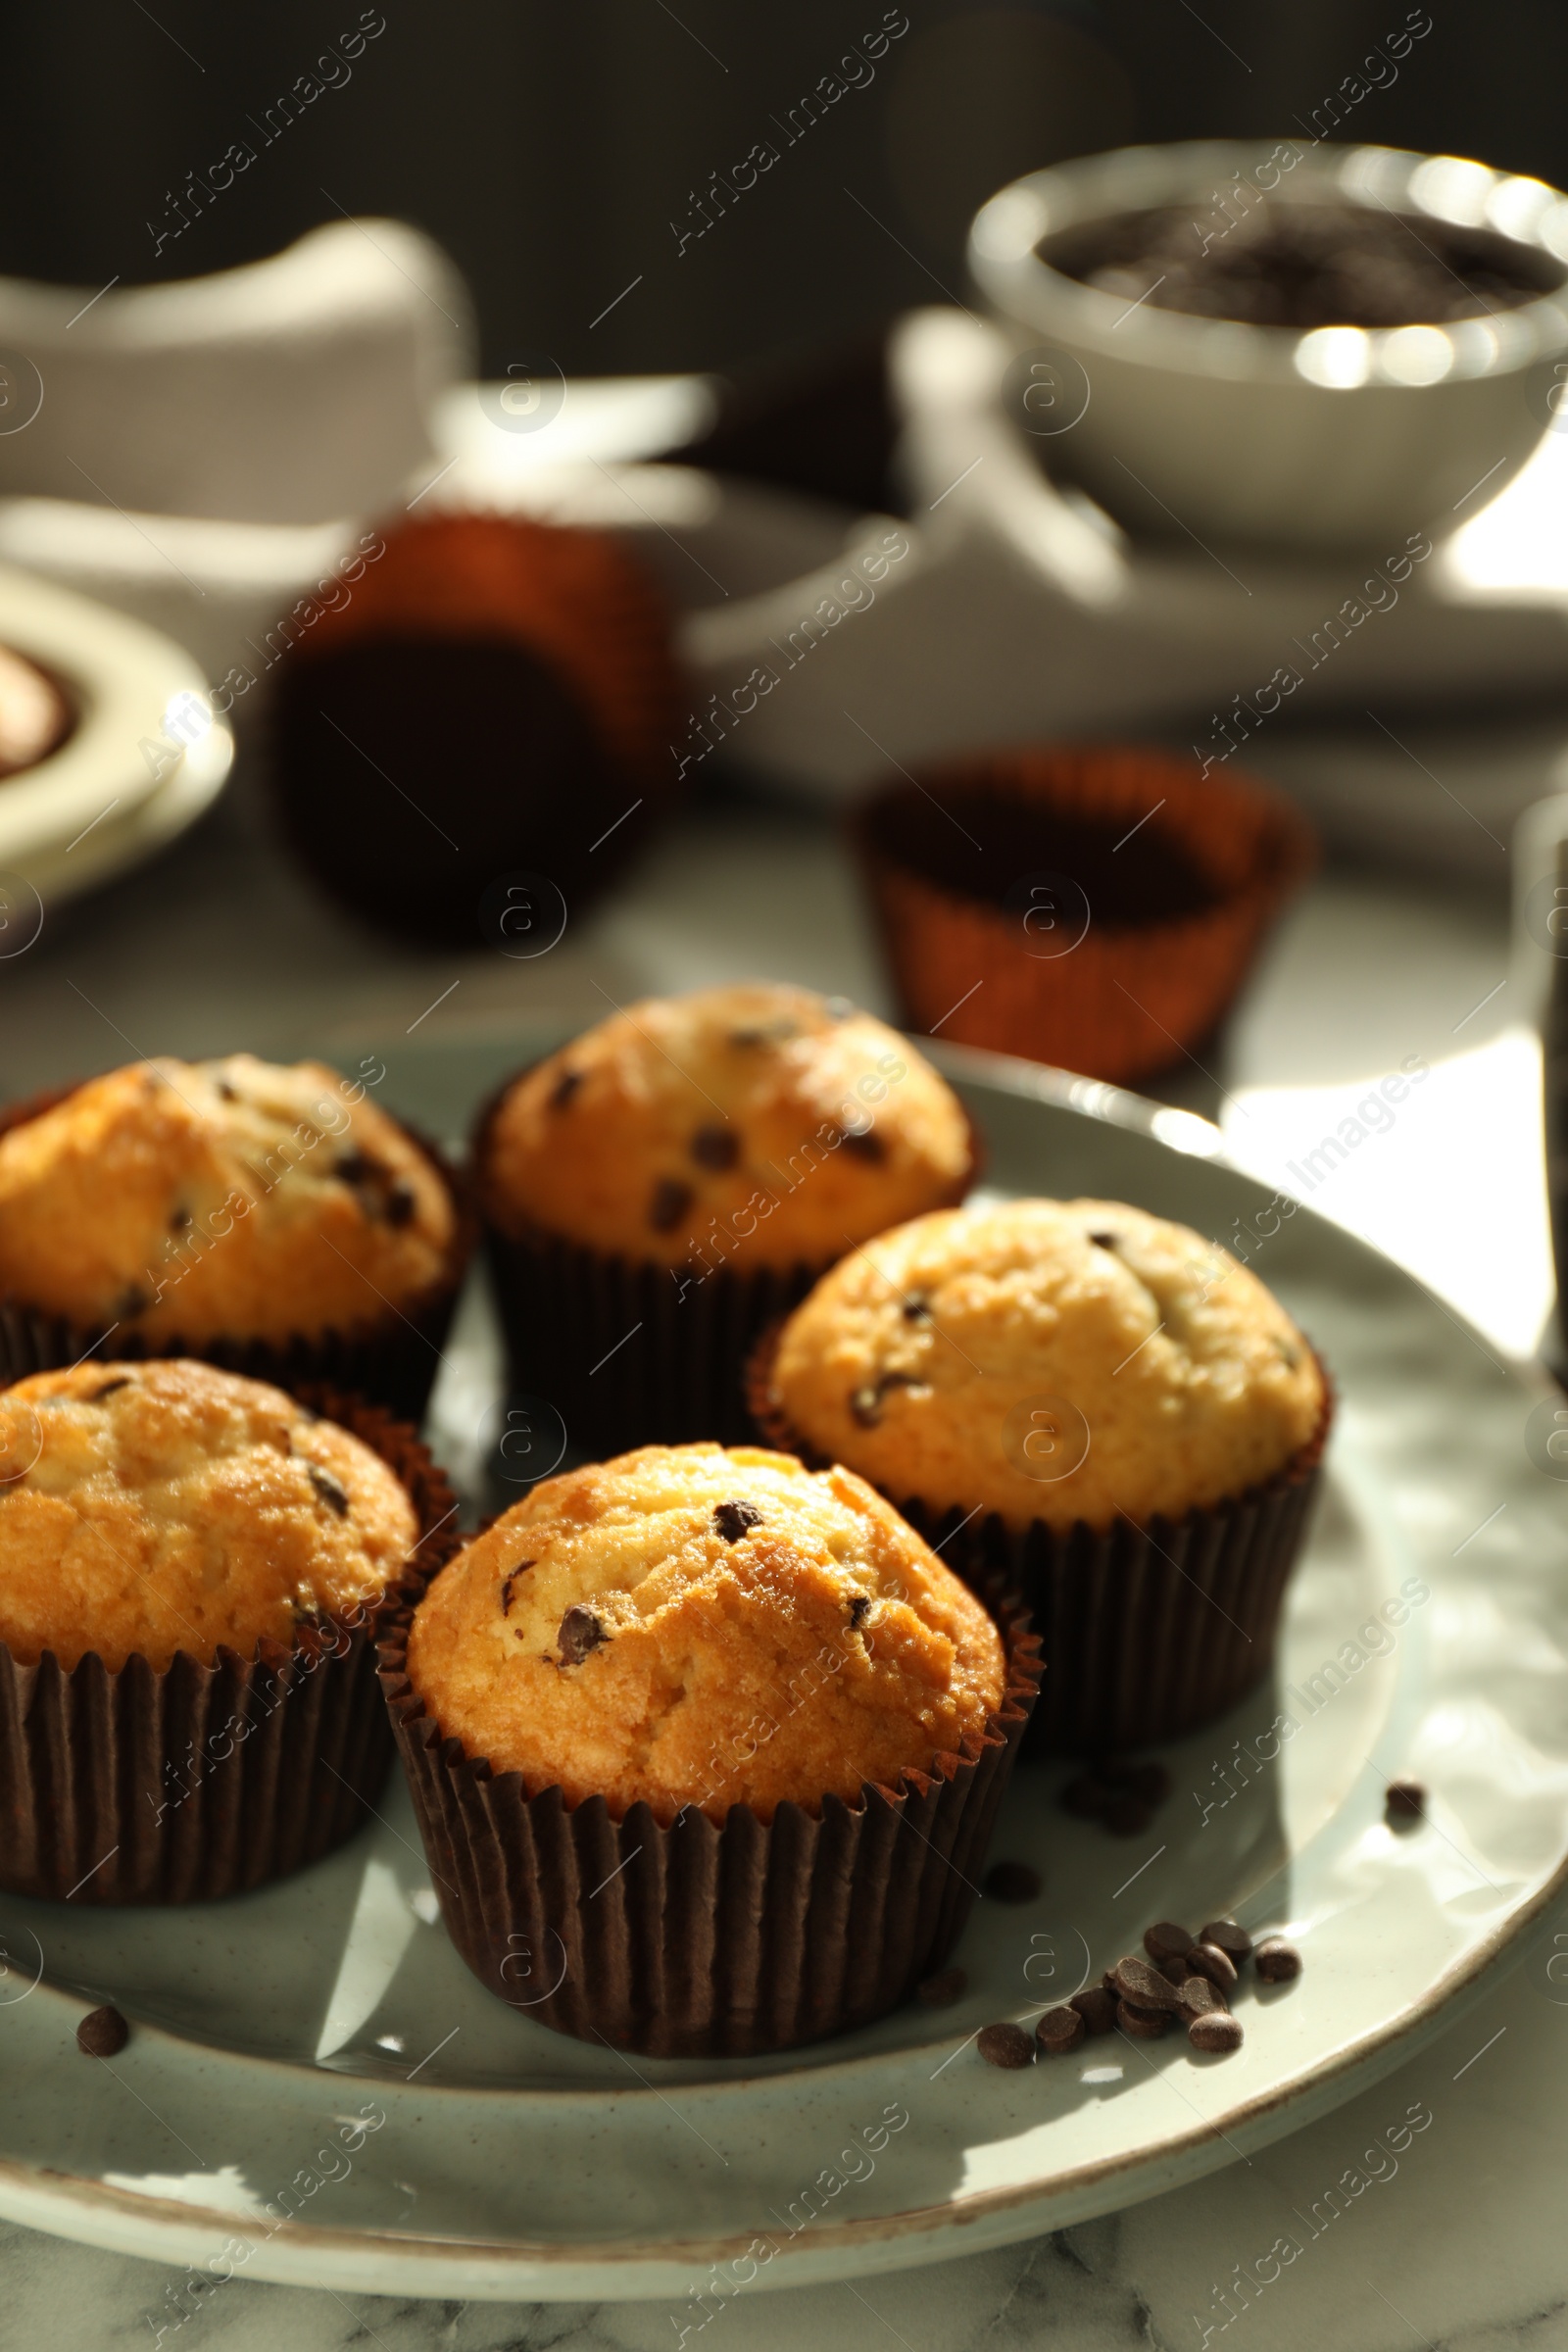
<box><xmin>76</xmin><ymin>2004</ymin><xmax>128</xmax><ymax>2058</ymax></box>
<box><xmin>1178</xmin><ymin>1973</ymin><xmax>1229</xmax><ymax>2019</ymax></box>
<box><xmin>1189</xmin><ymin>2012</ymin><xmax>1244</xmax><ymax>2054</ymax></box>
<box><xmin>916</xmin><ymin>1965</ymin><xmax>966</xmax><ymax>2007</ymax></box>
<box><xmin>1199</xmin><ymin>1919</ymin><xmax>1252</xmax><ymax>1964</ymax></box>
<box><xmin>307</xmin><ymin>1462</ymin><xmax>351</xmax><ymax>1517</ymax></box>
<box><xmin>1386</xmin><ymin>1777</ymin><xmax>1426</xmax><ymax>1824</ymax></box>
<box><xmin>1111</xmin><ymin>1954</ymin><xmax>1185</xmax><ymax>2013</ymax></box>
<box><xmin>848</xmin><ymin>1592</ymin><xmax>872</xmax><ymax>1628</ymax></box>
<box><xmin>558</xmin><ymin>1603</ymin><xmax>609</xmax><ymax>1666</ymax></box>
<box><xmin>1037</xmin><ymin>2004</ymin><xmax>1086</xmax><ymax>2055</ymax></box>
<box><xmin>902</xmin><ymin>1295</ymin><xmax>932</xmax><ymax>1323</ymax></box>
<box><xmin>690</xmin><ymin>1122</ymin><xmax>738</xmax><ymax>1171</ymax></box>
<box><xmin>550</xmin><ymin>1067</ymin><xmax>584</xmax><ymax>1110</ymax></box>
<box><xmin>1117</xmin><ymin>1998</ymin><xmax>1172</xmax><ymax>2038</ymax></box>
<box><xmin>90</xmin><ymin>1377</ymin><xmax>132</xmax><ymax>1401</ymax></box>
<box><xmin>169</xmin><ymin>1205</ymin><xmax>192</xmax><ymax>1232</ymax></box>
<box><xmin>1253</xmin><ymin>1937</ymin><xmax>1301</xmax><ymax>1984</ymax></box>
<box><xmin>383</xmin><ymin>1179</ymin><xmax>417</xmax><ymax>1228</ymax></box>
<box><xmin>840</xmin><ymin>1128</ymin><xmax>885</xmax><ymax>1160</ymax></box>
<box><xmin>977</xmin><ymin>2021</ymin><xmax>1035</xmax><ymax>2069</ymax></box>
<box><xmin>499</xmin><ymin>1562</ymin><xmax>534</xmax><ymax>1617</ymax></box>
<box><xmin>1157</xmin><ymin>1955</ymin><xmax>1191</xmax><ymax>1986</ymax></box>
<box><xmin>649</xmin><ymin>1176</ymin><xmax>694</xmax><ymax>1233</ymax></box>
<box><xmin>335</xmin><ymin>1149</ymin><xmax>375</xmax><ymax>1185</ymax></box>
<box><xmin>1070</xmin><ymin>1985</ymin><xmax>1118</xmax><ymax>2035</ymax></box>
<box><xmin>712</xmin><ymin>1499</ymin><xmax>763</xmax><ymax>1543</ymax></box>
<box><xmin>1143</xmin><ymin>1921</ymin><xmax>1195</xmax><ymax>1966</ymax></box>
<box><xmin>1089</xmin><ymin>1231</ymin><xmax>1118</xmax><ymax>1249</ymax></box>
<box><xmin>1102</xmin><ymin>1795</ymin><xmax>1153</xmax><ymax>1838</ymax></box>
<box><xmin>113</xmin><ymin>1285</ymin><xmax>150</xmax><ymax>1319</ymax></box>
<box><xmin>1185</xmin><ymin>1941</ymin><xmax>1239</xmax><ymax>1992</ymax></box>
<box><xmin>216</xmin><ymin>1079</ymin><xmax>237</xmax><ymax>1102</ymax></box>
<box><xmin>985</xmin><ymin>1861</ymin><xmax>1042</xmax><ymax>1904</ymax></box>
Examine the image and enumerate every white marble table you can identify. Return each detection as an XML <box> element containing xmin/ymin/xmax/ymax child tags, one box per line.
<box><xmin>0</xmin><ymin>756</ymin><xmax>1558</xmax><ymax>2349</ymax></box>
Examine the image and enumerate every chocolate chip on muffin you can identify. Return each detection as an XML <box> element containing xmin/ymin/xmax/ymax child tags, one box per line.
<box><xmin>649</xmin><ymin>1177</ymin><xmax>694</xmax><ymax>1233</ymax></box>
<box><xmin>690</xmin><ymin>1123</ymin><xmax>739</xmax><ymax>1171</ymax></box>
<box><xmin>712</xmin><ymin>1499</ymin><xmax>763</xmax><ymax>1542</ymax></box>
<box><xmin>500</xmin><ymin>1562</ymin><xmax>533</xmax><ymax>1615</ymax></box>
<box><xmin>558</xmin><ymin>1603</ymin><xmax>609</xmax><ymax>1666</ymax></box>
<box><xmin>308</xmin><ymin>1462</ymin><xmax>352</xmax><ymax>1517</ymax></box>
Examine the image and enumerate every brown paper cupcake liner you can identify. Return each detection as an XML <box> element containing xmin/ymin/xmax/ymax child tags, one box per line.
<box><xmin>747</xmin><ymin>1325</ymin><xmax>1333</xmax><ymax>1755</ymax></box>
<box><xmin>472</xmin><ymin>1076</ymin><xmax>978</xmax><ymax>1458</ymax></box>
<box><xmin>378</xmin><ymin>1590</ymin><xmax>1041</xmax><ymax>2058</ymax></box>
<box><xmin>0</xmin><ymin>1389</ymin><xmax>462</xmax><ymax>1905</ymax></box>
<box><xmin>0</xmin><ymin>1083</ymin><xmax>476</xmax><ymax>1422</ymax></box>
<box><xmin>850</xmin><ymin>745</ymin><xmax>1316</xmax><ymax>1086</ymax></box>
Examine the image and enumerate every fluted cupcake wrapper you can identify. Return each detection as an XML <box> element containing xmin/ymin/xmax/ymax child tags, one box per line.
<box><xmin>0</xmin><ymin>1085</ymin><xmax>476</xmax><ymax>1422</ymax></box>
<box><xmin>482</xmin><ymin>1219</ymin><xmax>823</xmax><ymax>1454</ymax></box>
<box><xmin>0</xmin><ymin>1392</ymin><xmax>462</xmax><ymax>1905</ymax></box>
<box><xmin>473</xmin><ymin>1075</ymin><xmax>977</xmax><ymax>1458</ymax></box>
<box><xmin>379</xmin><ymin>1595</ymin><xmax>1042</xmax><ymax>2058</ymax></box>
<box><xmin>746</xmin><ymin>1327</ymin><xmax>1333</xmax><ymax>1756</ymax></box>
<box><xmin>849</xmin><ymin>746</ymin><xmax>1317</xmax><ymax>1088</ymax></box>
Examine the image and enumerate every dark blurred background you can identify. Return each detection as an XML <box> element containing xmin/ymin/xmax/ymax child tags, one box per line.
<box><xmin>4</xmin><ymin>0</ymin><xmax>1563</xmax><ymax>376</ymax></box>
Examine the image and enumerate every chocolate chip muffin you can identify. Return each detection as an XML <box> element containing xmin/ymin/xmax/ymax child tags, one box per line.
<box><xmin>0</xmin><ymin>1359</ymin><xmax>458</xmax><ymax>1903</ymax></box>
<box><xmin>383</xmin><ymin>1442</ymin><xmax>1039</xmax><ymax>2054</ymax></box>
<box><xmin>754</xmin><ymin>1198</ymin><xmax>1331</xmax><ymax>1752</ymax></box>
<box><xmin>407</xmin><ymin>1442</ymin><xmax>1004</xmax><ymax>1822</ymax></box>
<box><xmin>0</xmin><ymin>1055</ymin><xmax>471</xmax><ymax>1415</ymax></box>
<box><xmin>764</xmin><ymin>1199</ymin><xmax>1324</xmax><ymax>1533</ymax></box>
<box><xmin>475</xmin><ymin>982</ymin><xmax>976</xmax><ymax>1450</ymax></box>
<box><xmin>0</xmin><ymin>1358</ymin><xmax>420</xmax><ymax>1672</ymax></box>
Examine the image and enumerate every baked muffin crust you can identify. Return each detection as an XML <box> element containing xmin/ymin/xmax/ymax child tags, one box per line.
<box><xmin>767</xmin><ymin>1199</ymin><xmax>1325</xmax><ymax>1533</ymax></box>
<box><xmin>0</xmin><ymin>1359</ymin><xmax>419</xmax><ymax>1671</ymax></box>
<box><xmin>406</xmin><ymin>1442</ymin><xmax>1005</xmax><ymax>1823</ymax></box>
<box><xmin>478</xmin><ymin>983</ymin><xmax>973</xmax><ymax>1270</ymax></box>
<box><xmin>0</xmin><ymin>1055</ymin><xmax>456</xmax><ymax>1346</ymax></box>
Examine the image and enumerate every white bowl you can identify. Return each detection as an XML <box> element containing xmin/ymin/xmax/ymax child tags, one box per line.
<box><xmin>968</xmin><ymin>139</ymin><xmax>1568</xmax><ymax>550</ymax></box>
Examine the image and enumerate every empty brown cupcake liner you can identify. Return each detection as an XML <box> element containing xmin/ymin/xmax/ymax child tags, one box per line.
<box><xmin>0</xmin><ymin>1389</ymin><xmax>462</xmax><ymax>1905</ymax></box>
<box><xmin>746</xmin><ymin>1325</ymin><xmax>1333</xmax><ymax>1755</ymax></box>
<box><xmin>472</xmin><ymin>1074</ymin><xmax>978</xmax><ymax>1457</ymax></box>
<box><xmin>379</xmin><ymin>1589</ymin><xmax>1041</xmax><ymax>2058</ymax></box>
<box><xmin>0</xmin><ymin>1082</ymin><xmax>476</xmax><ymax>1422</ymax></box>
<box><xmin>850</xmin><ymin>745</ymin><xmax>1317</xmax><ymax>1087</ymax></box>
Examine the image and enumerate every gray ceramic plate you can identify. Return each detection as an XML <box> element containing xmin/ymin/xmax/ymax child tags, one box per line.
<box><xmin>0</xmin><ymin>1034</ymin><xmax>1563</xmax><ymax>2303</ymax></box>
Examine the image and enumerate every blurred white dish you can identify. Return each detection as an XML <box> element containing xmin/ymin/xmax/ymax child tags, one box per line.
<box><xmin>969</xmin><ymin>140</ymin><xmax>1568</xmax><ymax>550</ymax></box>
<box><xmin>0</xmin><ymin>220</ymin><xmax>471</xmax><ymax>526</ymax></box>
<box><xmin>0</xmin><ymin>564</ymin><xmax>231</xmax><ymax>913</ymax></box>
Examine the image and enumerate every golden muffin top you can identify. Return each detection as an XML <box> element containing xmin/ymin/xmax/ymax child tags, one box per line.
<box><xmin>406</xmin><ymin>1442</ymin><xmax>1007</xmax><ymax>1824</ymax></box>
<box><xmin>476</xmin><ymin>982</ymin><xmax>973</xmax><ymax>1271</ymax></box>
<box><xmin>765</xmin><ymin>1199</ymin><xmax>1325</xmax><ymax>1535</ymax></box>
<box><xmin>0</xmin><ymin>1359</ymin><xmax>420</xmax><ymax>1671</ymax></box>
<box><xmin>0</xmin><ymin>1055</ymin><xmax>457</xmax><ymax>1346</ymax></box>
